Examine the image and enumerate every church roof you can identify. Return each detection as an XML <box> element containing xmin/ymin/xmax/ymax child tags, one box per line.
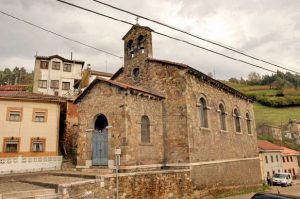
<box><xmin>111</xmin><ymin>58</ymin><xmax>253</xmax><ymax>102</ymax></box>
<box><xmin>74</xmin><ymin>77</ymin><xmax>164</xmax><ymax>103</ymax></box>
<box><xmin>122</xmin><ymin>25</ymin><xmax>153</xmax><ymax>40</ymax></box>
<box><xmin>35</xmin><ymin>54</ymin><xmax>85</xmax><ymax>65</ymax></box>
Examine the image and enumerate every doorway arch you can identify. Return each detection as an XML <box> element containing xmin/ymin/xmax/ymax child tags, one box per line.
<box><xmin>92</xmin><ymin>114</ymin><xmax>108</xmax><ymax>166</ymax></box>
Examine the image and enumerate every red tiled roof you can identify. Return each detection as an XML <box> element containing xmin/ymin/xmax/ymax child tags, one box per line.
<box><xmin>0</xmin><ymin>91</ymin><xmax>66</xmax><ymax>103</ymax></box>
<box><xmin>146</xmin><ymin>58</ymin><xmax>189</xmax><ymax>68</ymax></box>
<box><xmin>90</xmin><ymin>70</ymin><xmax>113</xmax><ymax>77</ymax></box>
<box><xmin>281</xmin><ymin>147</ymin><xmax>300</xmax><ymax>156</ymax></box>
<box><xmin>0</xmin><ymin>85</ymin><xmax>26</xmax><ymax>91</ymax></box>
<box><xmin>74</xmin><ymin>77</ymin><xmax>164</xmax><ymax>103</ymax></box>
<box><xmin>35</xmin><ymin>54</ymin><xmax>84</xmax><ymax>65</ymax></box>
<box><xmin>111</xmin><ymin>58</ymin><xmax>253</xmax><ymax>102</ymax></box>
<box><xmin>257</xmin><ymin>140</ymin><xmax>283</xmax><ymax>151</ymax></box>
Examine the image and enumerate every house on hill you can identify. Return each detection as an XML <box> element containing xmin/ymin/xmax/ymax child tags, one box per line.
<box><xmin>257</xmin><ymin>140</ymin><xmax>283</xmax><ymax>180</ymax></box>
<box><xmin>33</xmin><ymin>54</ymin><xmax>84</xmax><ymax>98</ymax></box>
<box><xmin>73</xmin><ymin>25</ymin><xmax>261</xmax><ymax>190</ymax></box>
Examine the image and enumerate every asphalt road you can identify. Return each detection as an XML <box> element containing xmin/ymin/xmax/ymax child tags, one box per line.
<box><xmin>223</xmin><ymin>183</ymin><xmax>300</xmax><ymax>199</ymax></box>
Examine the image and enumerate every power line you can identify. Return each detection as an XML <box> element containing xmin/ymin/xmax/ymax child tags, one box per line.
<box><xmin>56</xmin><ymin>0</ymin><xmax>278</xmax><ymax>74</ymax></box>
<box><xmin>91</xmin><ymin>0</ymin><xmax>300</xmax><ymax>74</ymax></box>
<box><xmin>0</xmin><ymin>10</ymin><xmax>123</xmax><ymax>59</ymax></box>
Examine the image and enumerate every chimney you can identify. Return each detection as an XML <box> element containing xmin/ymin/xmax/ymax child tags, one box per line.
<box><xmin>71</xmin><ymin>52</ymin><xmax>73</xmax><ymax>60</ymax></box>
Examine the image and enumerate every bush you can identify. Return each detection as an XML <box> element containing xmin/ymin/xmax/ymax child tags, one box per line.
<box><xmin>257</xmin><ymin>96</ymin><xmax>300</xmax><ymax>107</ymax></box>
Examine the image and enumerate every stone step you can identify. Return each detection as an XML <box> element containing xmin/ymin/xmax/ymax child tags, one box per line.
<box><xmin>1</xmin><ymin>188</ymin><xmax>61</xmax><ymax>199</ymax></box>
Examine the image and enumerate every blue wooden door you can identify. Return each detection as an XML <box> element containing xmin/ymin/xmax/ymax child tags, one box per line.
<box><xmin>92</xmin><ymin>129</ymin><xmax>108</xmax><ymax>165</ymax></box>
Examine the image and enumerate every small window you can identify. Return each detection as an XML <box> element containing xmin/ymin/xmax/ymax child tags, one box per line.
<box><xmin>199</xmin><ymin>97</ymin><xmax>208</xmax><ymax>128</ymax></box>
<box><xmin>62</xmin><ymin>82</ymin><xmax>70</xmax><ymax>90</ymax></box>
<box><xmin>271</xmin><ymin>155</ymin><xmax>274</xmax><ymax>163</ymax></box>
<box><xmin>246</xmin><ymin>112</ymin><xmax>252</xmax><ymax>134</ymax></box>
<box><xmin>50</xmin><ymin>80</ymin><xmax>59</xmax><ymax>89</ymax></box>
<box><xmin>219</xmin><ymin>103</ymin><xmax>226</xmax><ymax>131</ymax></box>
<box><xmin>3</xmin><ymin>137</ymin><xmax>20</xmax><ymax>153</ymax></box>
<box><xmin>141</xmin><ymin>115</ymin><xmax>150</xmax><ymax>143</ymax></box>
<box><xmin>265</xmin><ymin>155</ymin><xmax>268</xmax><ymax>163</ymax></box>
<box><xmin>63</xmin><ymin>63</ymin><xmax>72</xmax><ymax>72</ymax></box>
<box><xmin>234</xmin><ymin>108</ymin><xmax>241</xmax><ymax>133</ymax></box>
<box><xmin>272</xmin><ymin>170</ymin><xmax>275</xmax><ymax>175</ymax></box>
<box><xmin>290</xmin><ymin>156</ymin><xmax>293</xmax><ymax>162</ymax></box>
<box><xmin>276</xmin><ymin>155</ymin><xmax>279</xmax><ymax>162</ymax></box>
<box><xmin>33</xmin><ymin>109</ymin><xmax>47</xmax><ymax>122</ymax></box>
<box><xmin>52</xmin><ymin>61</ymin><xmax>60</xmax><ymax>70</ymax></box>
<box><xmin>283</xmin><ymin>157</ymin><xmax>285</xmax><ymax>163</ymax></box>
<box><xmin>7</xmin><ymin>108</ymin><xmax>22</xmax><ymax>122</ymax></box>
<box><xmin>31</xmin><ymin>138</ymin><xmax>45</xmax><ymax>152</ymax></box>
<box><xmin>38</xmin><ymin>80</ymin><xmax>47</xmax><ymax>88</ymax></box>
<box><xmin>40</xmin><ymin>61</ymin><xmax>49</xmax><ymax>69</ymax></box>
<box><xmin>287</xmin><ymin>157</ymin><xmax>290</xmax><ymax>162</ymax></box>
<box><xmin>292</xmin><ymin>168</ymin><xmax>295</xmax><ymax>175</ymax></box>
<box><xmin>132</xmin><ymin>68</ymin><xmax>140</xmax><ymax>79</ymax></box>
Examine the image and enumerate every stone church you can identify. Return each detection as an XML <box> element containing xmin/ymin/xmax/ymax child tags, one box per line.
<box><xmin>74</xmin><ymin>25</ymin><xmax>261</xmax><ymax>188</ymax></box>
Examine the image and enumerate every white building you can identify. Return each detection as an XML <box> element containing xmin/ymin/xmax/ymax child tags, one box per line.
<box><xmin>33</xmin><ymin>55</ymin><xmax>84</xmax><ymax>98</ymax></box>
<box><xmin>0</xmin><ymin>85</ymin><xmax>65</xmax><ymax>174</ymax></box>
<box><xmin>258</xmin><ymin>140</ymin><xmax>283</xmax><ymax>180</ymax></box>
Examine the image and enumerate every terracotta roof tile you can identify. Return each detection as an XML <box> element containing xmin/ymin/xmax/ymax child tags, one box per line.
<box><xmin>90</xmin><ymin>70</ymin><xmax>113</xmax><ymax>77</ymax></box>
<box><xmin>35</xmin><ymin>54</ymin><xmax>84</xmax><ymax>65</ymax></box>
<box><xmin>257</xmin><ymin>140</ymin><xmax>283</xmax><ymax>151</ymax></box>
<box><xmin>74</xmin><ymin>77</ymin><xmax>164</xmax><ymax>103</ymax></box>
<box><xmin>0</xmin><ymin>85</ymin><xmax>26</xmax><ymax>91</ymax></box>
<box><xmin>281</xmin><ymin>147</ymin><xmax>300</xmax><ymax>156</ymax></box>
<box><xmin>0</xmin><ymin>91</ymin><xmax>66</xmax><ymax>103</ymax></box>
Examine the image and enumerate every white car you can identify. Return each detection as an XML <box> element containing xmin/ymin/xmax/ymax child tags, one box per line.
<box><xmin>272</xmin><ymin>173</ymin><xmax>293</xmax><ymax>187</ymax></box>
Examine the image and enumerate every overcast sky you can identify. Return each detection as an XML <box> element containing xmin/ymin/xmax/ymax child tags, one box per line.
<box><xmin>0</xmin><ymin>0</ymin><xmax>299</xmax><ymax>80</ymax></box>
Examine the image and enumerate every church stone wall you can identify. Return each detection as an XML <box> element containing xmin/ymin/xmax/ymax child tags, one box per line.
<box><xmin>186</xmin><ymin>74</ymin><xmax>261</xmax><ymax>187</ymax></box>
<box><xmin>76</xmin><ymin>82</ymin><xmax>164</xmax><ymax>167</ymax></box>
<box><xmin>116</xmin><ymin>61</ymin><xmax>190</xmax><ymax>164</ymax></box>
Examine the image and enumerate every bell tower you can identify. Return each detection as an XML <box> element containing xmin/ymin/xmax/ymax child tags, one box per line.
<box><xmin>122</xmin><ymin>25</ymin><xmax>153</xmax><ymax>68</ymax></box>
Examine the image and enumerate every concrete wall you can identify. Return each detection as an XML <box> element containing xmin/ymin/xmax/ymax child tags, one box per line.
<box><xmin>76</xmin><ymin>82</ymin><xmax>164</xmax><ymax>167</ymax></box>
<box><xmin>33</xmin><ymin>58</ymin><xmax>82</xmax><ymax>97</ymax></box>
<box><xmin>0</xmin><ymin>99</ymin><xmax>60</xmax><ymax>157</ymax></box>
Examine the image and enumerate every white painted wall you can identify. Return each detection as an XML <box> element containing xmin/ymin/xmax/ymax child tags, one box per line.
<box><xmin>260</xmin><ymin>151</ymin><xmax>283</xmax><ymax>179</ymax></box>
<box><xmin>34</xmin><ymin>57</ymin><xmax>83</xmax><ymax>97</ymax></box>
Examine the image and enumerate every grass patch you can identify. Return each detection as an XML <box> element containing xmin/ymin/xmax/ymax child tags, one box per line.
<box><xmin>254</xmin><ymin>102</ymin><xmax>300</xmax><ymax>126</ymax></box>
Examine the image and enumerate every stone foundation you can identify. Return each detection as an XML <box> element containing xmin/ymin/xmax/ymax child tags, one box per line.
<box><xmin>59</xmin><ymin>170</ymin><xmax>192</xmax><ymax>199</ymax></box>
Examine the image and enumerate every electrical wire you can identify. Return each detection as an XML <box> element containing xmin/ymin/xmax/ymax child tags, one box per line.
<box><xmin>56</xmin><ymin>0</ymin><xmax>278</xmax><ymax>74</ymax></box>
<box><xmin>0</xmin><ymin>10</ymin><xmax>123</xmax><ymax>59</ymax></box>
<box><xmin>91</xmin><ymin>0</ymin><xmax>300</xmax><ymax>74</ymax></box>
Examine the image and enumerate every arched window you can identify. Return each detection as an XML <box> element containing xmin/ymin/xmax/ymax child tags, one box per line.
<box><xmin>141</xmin><ymin>115</ymin><xmax>150</xmax><ymax>143</ymax></box>
<box><xmin>127</xmin><ymin>40</ymin><xmax>134</xmax><ymax>58</ymax></box>
<box><xmin>132</xmin><ymin>68</ymin><xmax>140</xmax><ymax>79</ymax></box>
<box><xmin>246</xmin><ymin>112</ymin><xmax>252</xmax><ymax>134</ymax></box>
<box><xmin>137</xmin><ymin>35</ymin><xmax>145</xmax><ymax>54</ymax></box>
<box><xmin>199</xmin><ymin>98</ymin><xmax>208</xmax><ymax>128</ymax></box>
<box><xmin>219</xmin><ymin>103</ymin><xmax>226</xmax><ymax>131</ymax></box>
<box><xmin>233</xmin><ymin>108</ymin><xmax>241</xmax><ymax>133</ymax></box>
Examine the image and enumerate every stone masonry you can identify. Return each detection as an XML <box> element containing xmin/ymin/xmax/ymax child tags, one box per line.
<box><xmin>74</xmin><ymin>24</ymin><xmax>262</xmax><ymax>193</ymax></box>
